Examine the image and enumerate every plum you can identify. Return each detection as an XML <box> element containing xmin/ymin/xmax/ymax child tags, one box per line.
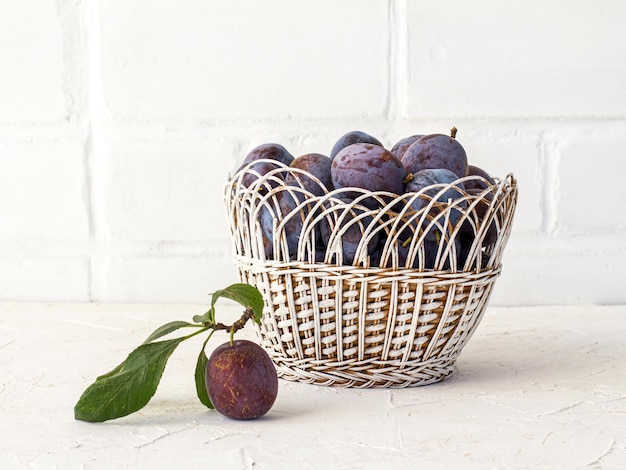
<box><xmin>404</xmin><ymin>168</ymin><xmax>467</xmax><ymax>243</ymax></box>
<box><xmin>258</xmin><ymin>189</ymin><xmax>316</xmax><ymax>260</ymax></box>
<box><xmin>379</xmin><ymin>236</ymin><xmax>461</xmax><ymax>271</ymax></box>
<box><xmin>320</xmin><ymin>197</ymin><xmax>379</xmax><ymax>266</ymax></box>
<box><xmin>464</xmin><ymin>164</ymin><xmax>495</xmax><ymax>191</ymax></box>
<box><xmin>459</xmin><ymin>164</ymin><xmax>498</xmax><ymax>254</ymax></box>
<box><xmin>401</xmin><ymin>129</ymin><xmax>468</xmax><ymax>179</ymax></box>
<box><xmin>241</xmin><ymin>142</ymin><xmax>294</xmax><ymax>167</ymax></box>
<box><xmin>405</xmin><ymin>168</ymin><xmax>466</xmax><ymax>202</ymax></box>
<box><xmin>406</xmin><ymin>168</ymin><xmax>467</xmax><ymax>231</ymax></box>
<box><xmin>423</xmin><ymin>238</ymin><xmax>462</xmax><ymax>270</ymax></box>
<box><xmin>331</xmin><ymin>143</ymin><xmax>406</xmax><ymax>196</ymax></box>
<box><xmin>205</xmin><ymin>339</ymin><xmax>278</xmax><ymax>420</ymax></box>
<box><xmin>330</xmin><ymin>130</ymin><xmax>383</xmax><ymax>160</ymax></box>
<box><xmin>390</xmin><ymin>134</ymin><xmax>424</xmax><ymax>160</ymax></box>
<box><xmin>286</xmin><ymin>153</ymin><xmax>333</xmax><ymax>196</ymax></box>
<box><xmin>237</xmin><ymin>143</ymin><xmax>294</xmax><ymax>188</ymax></box>
<box><xmin>258</xmin><ymin>204</ymin><xmax>276</xmax><ymax>259</ymax></box>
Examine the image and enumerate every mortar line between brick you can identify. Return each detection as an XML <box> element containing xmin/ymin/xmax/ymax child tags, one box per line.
<box><xmin>545</xmin><ymin>137</ymin><xmax>562</xmax><ymax>236</ymax></box>
<box><xmin>537</xmin><ymin>131</ymin><xmax>561</xmax><ymax>236</ymax></box>
<box><xmin>386</xmin><ymin>0</ymin><xmax>408</xmax><ymax>122</ymax></box>
<box><xmin>384</xmin><ymin>0</ymin><xmax>394</xmax><ymax>120</ymax></box>
<box><xmin>84</xmin><ymin>0</ymin><xmax>106</xmax><ymax>302</ymax></box>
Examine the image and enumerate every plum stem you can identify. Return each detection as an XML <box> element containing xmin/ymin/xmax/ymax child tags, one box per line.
<box><xmin>450</xmin><ymin>127</ymin><xmax>457</xmax><ymax>139</ymax></box>
<box><xmin>212</xmin><ymin>306</ymin><xmax>256</xmax><ymax>344</ymax></box>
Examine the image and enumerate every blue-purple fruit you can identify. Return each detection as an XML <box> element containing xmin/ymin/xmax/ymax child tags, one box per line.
<box><xmin>259</xmin><ymin>189</ymin><xmax>318</xmax><ymax>260</ymax></box>
<box><xmin>331</xmin><ymin>143</ymin><xmax>406</xmax><ymax>196</ymax></box>
<box><xmin>238</xmin><ymin>128</ymin><xmax>500</xmax><ymax>271</ymax></box>
<box><xmin>286</xmin><ymin>153</ymin><xmax>334</xmax><ymax>196</ymax></box>
<box><xmin>464</xmin><ymin>164</ymin><xmax>495</xmax><ymax>190</ymax></box>
<box><xmin>238</xmin><ymin>143</ymin><xmax>294</xmax><ymax>188</ymax></box>
<box><xmin>205</xmin><ymin>340</ymin><xmax>278</xmax><ymax>420</ymax></box>
<box><xmin>320</xmin><ymin>197</ymin><xmax>379</xmax><ymax>265</ymax></box>
<box><xmin>402</xmin><ymin>131</ymin><xmax>468</xmax><ymax>179</ymax></box>
<box><xmin>390</xmin><ymin>134</ymin><xmax>424</xmax><ymax>160</ymax></box>
<box><xmin>330</xmin><ymin>130</ymin><xmax>383</xmax><ymax>160</ymax></box>
<box><xmin>459</xmin><ymin>164</ymin><xmax>498</xmax><ymax>262</ymax></box>
<box><xmin>404</xmin><ymin>168</ymin><xmax>467</xmax><ymax>242</ymax></box>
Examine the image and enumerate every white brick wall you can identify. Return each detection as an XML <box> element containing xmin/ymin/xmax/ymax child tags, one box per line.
<box><xmin>1</xmin><ymin>1</ymin><xmax>625</xmax><ymax>305</ymax></box>
<box><xmin>0</xmin><ymin>2</ymin><xmax>68</xmax><ymax>123</ymax></box>
<box><xmin>101</xmin><ymin>0</ymin><xmax>389</xmax><ymax>121</ymax></box>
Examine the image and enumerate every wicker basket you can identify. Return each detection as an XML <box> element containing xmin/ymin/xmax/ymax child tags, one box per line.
<box><xmin>224</xmin><ymin>160</ymin><xmax>518</xmax><ymax>388</ymax></box>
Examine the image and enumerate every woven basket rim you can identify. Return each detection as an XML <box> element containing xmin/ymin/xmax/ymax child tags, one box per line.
<box><xmin>225</xmin><ymin>161</ymin><xmax>518</xmax><ymax>274</ymax></box>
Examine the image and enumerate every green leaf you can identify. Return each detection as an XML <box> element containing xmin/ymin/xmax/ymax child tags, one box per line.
<box><xmin>142</xmin><ymin>320</ymin><xmax>195</xmax><ymax>345</ymax></box>
<box><xmin>95</xmin><ymin>362</ymin><xmax>125</xmax><ymax>381</ymax></box>
<box><xmin>210</xmin><ymin>283</ymin><xmax>264</xmax><ymax>325</ymax></box>
<box><xmin>95</xmin><ymin>321</ymin><xmax>194</xmax><ymax>382</ymax></box>
<box><xmin>192</xmin><ymin>309</ymin><xmax>214</xmax><ymax>325</ymax></box>
<box><xmin>74</xmin><ymin>337</ymin><xmax>185</xmax><ymax>423</ymax></box>
<box><xmin>194</xmin><ymin>336</ymin><xmax>214</xmax><ymax>409</ymax></box>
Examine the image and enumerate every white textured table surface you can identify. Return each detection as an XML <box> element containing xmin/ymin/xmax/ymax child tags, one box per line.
<box><xmin>1</xmin><ymin>303</ymin><xmax>625</xmax><ymax>469</ymax></box>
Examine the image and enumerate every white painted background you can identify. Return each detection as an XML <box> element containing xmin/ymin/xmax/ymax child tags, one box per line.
<box><xmin>1</xmin><ymin>1</ymin><xmax>624</xmax><ymax>306</ymax></box>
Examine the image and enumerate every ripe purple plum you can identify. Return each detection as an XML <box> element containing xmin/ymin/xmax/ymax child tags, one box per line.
<box><xmin>405</xmin><ymin>168</ymin><xmax>466</xmax><ymax>201</ymax></box>
<box><xmin>404</xmin><ymin>168</ymin><xmax>467</xmax><ymax>242</ymax></box>
<box><xmin>258</xmin><ymin>204</ymin><xmax>276</xmax><ymax>259</ymax></box>
<box><xmin>401</xmin><ymin>129</ymin><xmax>468</xmax><ymax>179</ymax></box>
<box><xmin>422</xmin><ymin>238</ymin><xmax>462</xmax><ymax>270</ymax></box>
<box><xmin>459</xmin><ymin>164</ymin><xmax>498</xmax><ymax>252</ymax></box>
<box><xmin>330</xmin><ymin>130</ymin><xmax>383</xmax><ymax>160</ymax></box>
<box><xmin>390</xmin><ymin>134</ymin><xmax>424</xmax><ymax>160</ymax></box>
<box><xmin>459</xmin><ymin>165</ymin><xmax>498</xmax><ymax>262</ymax></box>
<box><xmin>205</xmin><ymin>339</ymin><xmax>278</xmax><ymax>420</ymax></box>
<box><xmin>379</xmin><ymin>237</ymin><xmax>461</xmax><ymax>271</ymax></box>
<box><xmin>286</xmin><ymin>153</ymin><xmax>334</xmax><ymax>196</ymax></box>
<box><xmin>237</xmin><ymin>143</ymin><xmax>294</xmax><ymax>188</ymax></box>
<box><xmin>467</xmin><ymin>166</ymin><xmax>497</xmax><ymax>240</ymax></box>
<box><xmin>464</xmin><ymin>164</ymin><xmax>495</xmax><ymax>191</ymax></box>
<box><xmin>331</xmin><ymin>143</ymin><xmax>406</xmax><ymax>196</ymax></box>
<box><xmin>320</xmin><ymin>198</ymin><xmax>379</xmax><ymax>266</ymax></box>
<box><xmin>258</xmin><ymin>189</ymin><xmax>318</xmax><ymax>260</ymax></box>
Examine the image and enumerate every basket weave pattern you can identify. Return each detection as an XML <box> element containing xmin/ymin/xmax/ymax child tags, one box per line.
<box><xmin>225</xmin><ymin>162</ymin><xmax>518</xmax><ymax>388</ymax></box>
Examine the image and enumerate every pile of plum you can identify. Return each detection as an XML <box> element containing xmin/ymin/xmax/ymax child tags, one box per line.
<box><xmin>231</xmin><ymin>129</ymin><xmax>501</xmax><ymax>271</ymax></box>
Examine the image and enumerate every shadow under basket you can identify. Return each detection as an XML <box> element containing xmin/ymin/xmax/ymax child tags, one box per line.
<box><xmin>224</xmin><ymin>161</ymin><xmax>518</xmax><ymax>388</ymax></box>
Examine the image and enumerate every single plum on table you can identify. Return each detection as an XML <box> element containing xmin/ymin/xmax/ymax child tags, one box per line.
<box><xmin>330</xmin><ymin>130</ymin><xmax>383</xmax><ymax>160</ymax></box>
<box><xmin>205</xmin><ymin>339</ymin><xmax>278</xmax><ymax>421</ymax></box>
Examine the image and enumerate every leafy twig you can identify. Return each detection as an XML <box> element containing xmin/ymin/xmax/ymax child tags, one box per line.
<box><xmin>74</xmin><ymin>283</ymin><xmax>264</xmax><ymax>423</ymax></box>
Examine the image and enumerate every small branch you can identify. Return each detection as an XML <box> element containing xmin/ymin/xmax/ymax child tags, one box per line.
<box><xmin>211</xmin><ymin>307</ymin><xmax>255</xmax><ymax>335</ymax></box>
